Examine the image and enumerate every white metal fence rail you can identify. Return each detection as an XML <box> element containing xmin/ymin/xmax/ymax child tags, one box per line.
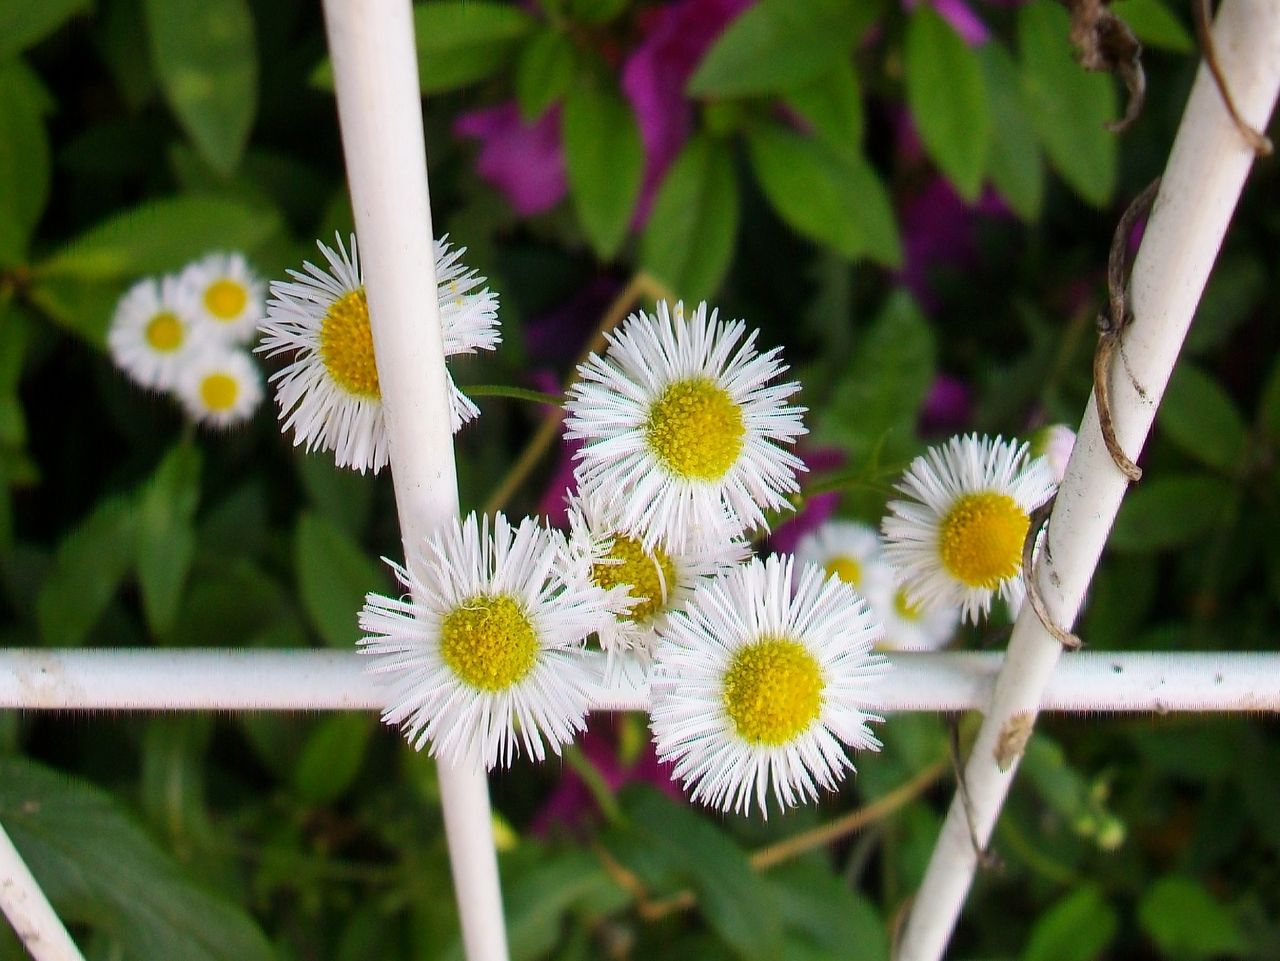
<box><xmin>1</xmin><ymin>1</ymin><xmax>1277</xmax><ymax>960</ymax></box>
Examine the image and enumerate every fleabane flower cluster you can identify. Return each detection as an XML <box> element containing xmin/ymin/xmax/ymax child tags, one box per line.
<box><xmin>257</xmin><ymin>233</ymin><xmax>499</xmax><ymax>473</ymax></box>
<box><xmin>359</xmin><ymin>299</ymin><xmax>892</xmax><ymax>817</ymax></box>
<box><xmin>107</xmin><ymin>252</ymin><xmax>266</xmax><ymax>428</ymax></box>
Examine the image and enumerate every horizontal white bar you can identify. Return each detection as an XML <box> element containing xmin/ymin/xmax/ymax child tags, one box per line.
<box><xmin>1</xmin><ymin>650</ymin><xmax>1277</xmax><ymax>713</ymax></box>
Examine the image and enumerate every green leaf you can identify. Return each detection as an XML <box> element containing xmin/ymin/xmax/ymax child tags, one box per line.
<box><xmin>688</xmin><ymin>0</ymin><xmax>875</xmax><ymax>97</ymax></box>
<box><xmin>295</xmin><ymin>450</ymin><xmax>374</xmax><ymax>539</ymax></box>
<box><xmin>141</xmin><ymin>716</ymin><xmax>213</xmax><ymax>847</ymax></box>
<box><xmin>0</xmin><ymin>757</ymin><xmax>275</xmax><ymax>961</ymax></box>
<box><xmin>1109</xmin><ymin>475</ymin><xmax>1231</xmax><ymax>552</ymax></box>
<box><xmin>1138</xmin><ymin>877</ymin><xmax>1247</xmax><ymax>959</ymax></box>
<box><xmin>144</xmin><ymin>0</ymin><xmax>257</xmax><ymax>177</ymax></box>
<box><xmin>567</xmin><ymin>0</ymin><xmax>628</xmax><ymax>23</ymax></box>
<box><xmin>136</xmin><ymin>443</ymin><xmax>202</xmax><ymax>637</ymax></box>
<box><xmin>0</xmin><ymin>60</ymin><xmax>51</xmax><ymax>265</ymax></box>
<box><xmin>505</xmin><ymin>851</ymin><xmax>622</xmax><ymax>961</ymax></box>
<box><xmin>765</xmin><ymin>861</ymin><xmax>888</xmax><ymax>961</ymax></box>
<box><xmin>814</xmin><ymin>291</ymin><xmax>935</xmax><ymax>465</ymax></box>
<box><xmin>315</xmin><ymin>2</ymin><xmax>533</xmax><ymax>94</ymax></box>
<box><xmin>36</xmin><ymin>496</ymin><xmax>137</xmax><ymax>645</ymax></box>
<box><xmin>0</xmin><ymin>0</ymin><xmax>90</xmax><ymax>59</ymax></box>
<box><xmin>748</xmin><ymin>124</ymin><xmax>900</xmax><ymax>265</ymax></box>
<box><xmin>293</xmin><ymin>713</ymin><xmax>375</xmax><ymax>804</ymax></box>
<box><xmin>1019</xmin><ymin>0</ymin><xmax>1118</xmax><ymax>207</ymax></box>
<box><xmin>639</xmin><ymin>136</ymin><xmax>739</xmax><ymax>301</ymax></box>
<box><xmin>563</xmin><ymin>82</ymin><xmax>644</xmax><ymax>260</ymax></box>
<box><xmin>1259</xmin><ymin>352</ymin><xmax>1280</xmax><ymax>442</ymax></box>
<box><xmin>36</xmin><ymin>194</ymin><xmax>282</xmax><ymax>281</ymax></box>
<box><xmin>1158</xmin><ymin>364</ymin><xmax>1248</xmax><ymax>473</ymax></box>
<box><xmin>905</xmin><ymin>7</ymin><xmax>990</xmax><ymax>201</ymax></box>
<box><xmin>515</xmin><ymin>28</ymin><xmax>576</xmax><ymax>122</ymax></box>
<box><xmin>1022</xmin><ymin>886</ymin><xmax>1118</xmax><ymax>961</ymax></box>
<box><xmin>295</xmin><ymin>511</ymin><xmax>385</xmax><ymax>648</ymax></box>
<box><xmin>623</xmin><ymin>786</ymin><xmax>782</xmax><ymax>960</ymax></box>
<box><xmin>1115</xmin><ymin>0</ymin><xmax>1194</xmax><ymax>53</ymax></box>
<box><xmin>781</xmin><ymin>60</ymin><xmax>864</xmax><ymax>161</ymax></box>
<box><xmin>979</xmin><ymin>43</ymin><xmax>1044</xmax><ymax>221</ymax></box>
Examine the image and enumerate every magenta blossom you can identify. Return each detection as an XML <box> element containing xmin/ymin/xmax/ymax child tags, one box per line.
<box><xmin>902</xmin><ymin>0</ymin><xmax>989</xmax><ymax>45</ymax></box>
<box><xmin>532</xmin><ymin>723</ymin><xmax>682</xmax><ymax>836</ymax></box>
<box><xmin>454</xmin><ymin>102</ymin><xmax>567</xmax><ymax>216</ymax></box>
<box><xmin>920</xmin><ymin>374</ymin><xmax>973</xmax><ymax>434</ymax></box>
<box><xmin>621</xmin><ymin>0</ymin><xmax>753</xmax><ymax>224</ymax></box>
<box><xmin>768</xmin><ymin>447</ymin><xmax>845</xmax><ymax>555</ymax></box>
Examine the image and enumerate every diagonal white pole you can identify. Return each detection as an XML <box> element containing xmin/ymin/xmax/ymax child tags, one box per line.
<box><xmin>5</xmin><ymin>649</ymin><xmax>1280</xmax><ymax>712</ymax></box>
<box><xmin>0</xmin><ymin>821</ymin><xmax>85</xmax><ymax>961</ymax></box>
<box><xmin>896</xmin><ymin>2</ymin><xmax>1280</xmax><ymax>958</ymax></box>
<box><xmin>318</xmin><ymin>2</ymin><xmax>508</xmax><ymax>959</ymax></box>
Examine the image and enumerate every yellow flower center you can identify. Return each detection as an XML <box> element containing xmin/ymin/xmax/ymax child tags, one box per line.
<box><xmin>440</xmin><ymin>594</ymin><xmax>538</xmax><ymax>692</ymax></box>
<box><xmin>204</xmin><ymin>279</ymin><xmax>248</xmax><ymax>320</ymax></box>
<box><xmin>591</xmin><ymin>534</ymin><xmax>677</xmax><ymax>624</ymax></box>
<box><xmin>145</xmin><ymin>312</ymin><xmax>184</xmax><ymax>352</ymax></box>
<box><xmin>200</xmin><ymin>373</ymin><xmax>239</xmax><ymax>411</ymax></box>
<box><xmin>320</xmin><ymin>287</ymin><xmax>379</xmax><ymax>398</ymax></box>
<box><xmin>939</xmin><ymin>492</ymin><xmax>1028</xmax><ymax>589</ymax></box>
<box><xmin>824</xmin><ymin>555</ymin><xmax>862</xmax><ymax>587</ymax></box>
<box><xmin>893</xmin><ymin>588</ymin><xmax>921</xmax><ymax>621</ymax></box>
<box><xmin>722</xmin><ymin>638</ymin><xmax>824</xmax><ymax>746</ymax></box>
<box><xmin>645</xmin><ymin>377</ymin><xmax>745</xmax><ymax>481</ymax></box>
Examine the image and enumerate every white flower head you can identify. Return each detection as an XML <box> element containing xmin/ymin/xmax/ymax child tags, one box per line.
<box><xmin>179</xmin><ymin>251</ymin><xmax>266</xmax><ymax>346</ymax></box>
<box><xmin>175</xmin><ymin>347</ymin><xmax>264</xmax><ymax>429</ymax></box>
<box><xmin>359</xmin><ymin>513</ymin><xmax>611</xmax><ymax>769</ymax></box>
<box><xmin>257</xmin><ymin>233</ymin><xmax>500</xmax><ymax>473</ymax></box>
<box><xmin>881</xmin><ymin>434</ymin><xmax>1056</xmax><ymax>624</ymax></box>
<box><xmin>868</xmin><ymin>575</ymin><xmax>959</xmax><ymax>651</ymax></box>
<box><xmin>564</xmin><ymin>300</ymin><xmax>807</xmax><ymax>552</ymax></box>
<box><xmin>564</xmin><ymin>489</ymin><xmax>749</xmax><ymax>679</ymax></box>
<box><xmin>1030</xmin><ymin>423</ymin><xmax>1076</xmax><ymax>485</ymax></box>
<box><xmin>107</xmin><ymin>275</ymin><xmax>204</xmax><ymax>391</ymax></box>
<box><xmin>794</xmin><ymin>520</ymin><xmax>885</xmax><ymax>596</ymax></box>
<box><xmin>649</xmin><ymin>554</ymin><xmax>888</xmax><ymax>817</ymax></box>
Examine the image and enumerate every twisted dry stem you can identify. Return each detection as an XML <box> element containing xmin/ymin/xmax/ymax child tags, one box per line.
<box><xmin>1022</xmin><ymin>494</ymin><xmax>1083</xmax><ymax>650</ymax></box>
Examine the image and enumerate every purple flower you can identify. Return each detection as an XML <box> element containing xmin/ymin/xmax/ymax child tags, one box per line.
<box><xmin>531</xmin><ymin>723</ymin><xmax>682</xmax><ymax>836</ymax></box>
<box><xmin>902</xmin><ymin>0</ymin><xmax>990</xmax><ymax>45</ymax></box>
<box><xmin>454</xmin><ymin>102</ymin><xmax>567</xmax><ymax>216</ymax></box>
<box><xmin>621</xmin><ymin>0</ymin><xmax>753</xmax><ymax>224</ymax></box>
<box><xmin>920</xmin><ymin>374</ymin><xmax>973</xmax><ymax>434</ymax></box>
<box><xmin>768</xmin><ymin>447</ymin><xmax>844</xmax><ymax>555</ymax></box>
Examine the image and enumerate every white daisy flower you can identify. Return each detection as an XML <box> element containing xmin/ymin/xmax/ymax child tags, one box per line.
<box><xmin>868</xmin><ymin>576</ymin><xmax>959</xmax><ymax>652</ymax></box>
<box><xmin>174</xmin><ymin>347</ymin><xmax>264</xmax><ymax>429</ymax></box>
<box><xmin>107</xmin><ymin>276</ymin><xmax>203</xmax><ymax>391</ymax></box>
<box><xmin>881</xmin><ymin>434</ymin><xmax>1056</xmax><ymax>624</ymax></box>
<box><xmin>794</xmin><ymin>520</ymin><xmax>885</xmax><ymax>597</ymax></box>
<box><xmin>1031</xmin><ymin>423</ymin><xmax>1076</xmax><ymax>485</ymax></box>
<box><xmin>359</xmin><ymin>512</ymin><xmax>610</xmax><ymax>769</ymax></box>
<box><xmin>564</xmin><ymin>490</ymin><xmax>749</xmax><ymax>680</ymax></box>
<box><xmin>649</xmin><ymin>554</ymin><xmax>887</xmax><ymax>817</ymax></box>
<box><xmin>180</xmin><ymin>251</ymin><xmax>266</xmax><ymax>345</ymax></box>
<box><xmin>257</xmin><ymin>233</ymin><xmax>500</xmax><ymax>473</ymax></box>
<box><xmin>564</xmin><ymin>300</ymin><xmax>806</xmax><ymax>552</ymax></box>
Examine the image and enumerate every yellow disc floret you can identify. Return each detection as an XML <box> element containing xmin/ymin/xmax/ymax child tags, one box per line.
<box><xmin>145</xmin><ymin>312</ymin><xmax>184</xmax><ymax>352</ymax></box>
<box><xmin>440</xmin><ymin>594</ymin><xmax>538</xmax><ymax>692</ymax></box>
<box><xmin>320</xmin><ymin>288</ymin><xmax>379</xmax><ymax>398</ymax></box>
<box><xmin>939</xmin><ymin>492</ymin><xmax>1028</xmax><ymax>589</ymax></box>
<box><xmin>824</xmin><ymin>555</ymin><xmax>862</xmax><ymax>587</ymax></box>
<box><xmin>200</xmin><ymin>373</ymin><xmax>239</xmax><ymax>411</ymax></box>
<box><xmin>591</xmin><ymin>534</ymin><xmax>677</xmax><ymax>623</ymax></box>
<box><xmin>645</xmin><ymin>377</ymin><xmax>745</xmax><ymax>480</ymax></box>
<box><xmin>893</xmin><ymin>588</ymin><xmax>921</xmax><ymax>621</ymax></box>
<box><xmin>722</xmin><ymin>638</ymin><xmax>824</xmax><ymax>745</ymax></box>
<box><xmin>204</xmin><ymin>279</ymin><xmax>248</xmax><ymax>320</ymax></box>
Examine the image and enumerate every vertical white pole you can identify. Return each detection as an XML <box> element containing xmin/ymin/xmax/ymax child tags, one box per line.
<box><xmin>318</xmin><ymin>3</ymin><xmax>509</xmax><ymax>960</ymax></box>
<box><xmin>0</xmin><ymin>821</ymin><xmax>85</xmax><ymax>961</ymax></box>
<box><xmin>895</xmin><ymin>2</ymin><xmax>1280</xmax><ymax>958</ymax></box>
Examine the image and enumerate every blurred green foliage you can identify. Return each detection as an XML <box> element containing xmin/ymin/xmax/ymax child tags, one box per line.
<box><xmin>0</xmin><ymin>0</ymin><xmax>1278</xmax><ymax>959</ymax></box>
